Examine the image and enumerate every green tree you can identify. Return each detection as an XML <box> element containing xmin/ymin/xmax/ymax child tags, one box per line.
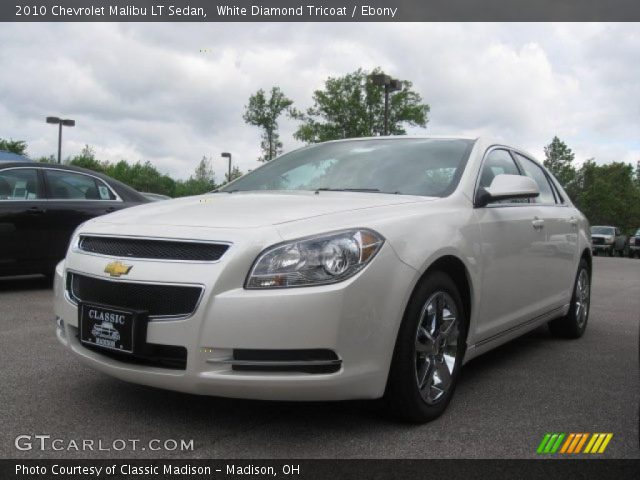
<box><xmin>0</xmin><ymin>138</ymin><xmax>27</xmax><ymax>155</ymax></box>
<box><xmin>193</xmin><ymin>156</ymin><xmax>215</xmax><ymax>185</ymax></box>
<box><xmin>37</xmin><ymin>155</ymin><xmax>56</xmax><ymax>163</ymax></box>
<box><xmin>243</xmin><ymin>87</ymin><xmax>295</xmax><ymax>162</ymax></box>
<box><xmin>107</xmin><ymin>161</ymin><xmax>176</xmax><ymax>195</ymax></box>
<box><xmin>294</xmin><ymin>67</ymin><xmax>429</xmax><ymax>143</ymax></box>
<box><xmin>223</xmin><ymin>165</ymin><xmax>243</xmax><ymax>184</ymax></box>
<box><xmin>573</xmin><ymin>160</ymin><xmax>640</xmax><ymax>233</ymax></box>
<box><xmin>172</xmin><ymin>156</ymin><xmax>216</xmax><ymax>196</ymax></box>
<box><xmin>68</xmin><ymin>145</ymin><xmax>105</xmax><ymax>172</ymax></box>
<box><xmin>543</xmin><ymin>136</ymin><xmax>576</xmax><ymax>189</ymax></box>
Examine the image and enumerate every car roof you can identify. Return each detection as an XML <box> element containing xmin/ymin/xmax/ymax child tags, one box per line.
<box><xmin>321</xmin><ymin>135</ymin><xmax>478</xmax><ymax>144</ymax></box>
<box><xmin>0</xmin><ymin>151</ymin><xmax>32</xmax><ymax>162</ymax></box>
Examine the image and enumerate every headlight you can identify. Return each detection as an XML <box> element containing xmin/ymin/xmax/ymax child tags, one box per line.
<box><xmin>246</xmin><ymin>229</ymin><xmax>384</xmax><ymax>289</ymax></box>
<box><xmin>605</xmin><ymin>236</ymin><xmax>614</xmax><ymax>244</ymax></box>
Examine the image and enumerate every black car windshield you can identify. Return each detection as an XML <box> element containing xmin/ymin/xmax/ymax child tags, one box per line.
<box><xmin>591</xmin><ymin>226</ymin><xmax>615</xmax><ymax>235</ymax></box>
<box><xmin>220</xmin><ymin>138</ymin><xmax>474</xmax><ymax>197</ymax></box>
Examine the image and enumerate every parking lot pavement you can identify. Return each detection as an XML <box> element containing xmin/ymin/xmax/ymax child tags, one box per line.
<box><xmin>0</xmin><ymin>258</ymin><xmax>638</xmax><ymax>459</ymax></box>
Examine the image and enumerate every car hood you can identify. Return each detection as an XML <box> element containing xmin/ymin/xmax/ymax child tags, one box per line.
<box><xmin>93</xmin><ymin>191</ymin><xmax>432</xmax><ymax>229</ymax></box>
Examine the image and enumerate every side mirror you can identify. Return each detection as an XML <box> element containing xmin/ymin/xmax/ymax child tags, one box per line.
<box><xmin>475</xmin><ymin>174</ymin><xmax>539</xmax><ymax>208</ymax></box>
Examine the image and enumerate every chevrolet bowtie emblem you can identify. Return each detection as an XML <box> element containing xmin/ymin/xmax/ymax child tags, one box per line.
<box><xmin>104</xmin><ymin>261</ymin><xmax>133</xmax><ymax>277</ymax></box>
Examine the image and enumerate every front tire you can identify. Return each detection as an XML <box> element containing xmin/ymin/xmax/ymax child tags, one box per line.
<box><xmin>385</xmin><ymin>272</ymin><xmax>467</xmax><ymax>423</ymax></box>
<box><xmin>548</xmin><ymin>258</ymin><xmax>591</xmax><ymax>339</ymax></box>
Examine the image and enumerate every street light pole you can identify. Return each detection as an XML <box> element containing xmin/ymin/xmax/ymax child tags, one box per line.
<box><xmin>57</xmin><ymin>122</ymin><xmax>62</xmax><ymax>164</ymax></box>
<box><xmin>46</xmin><ymin>116</ymin><xmax>75</xmax><ymax>163</ymax></box>
<box><xmin>221</xmin><ymin>152</ymin><xmax>232</xmax><ymax>183</ymax></box>
<box><xmin>369</xmin><ymin>74</ymin><xmax>402</xmax><ymax>136</ymax></box>
<box><xmin>383</xmin><ymin>84</ymin><xmax>390</xmax><ymax>137</ymax></box>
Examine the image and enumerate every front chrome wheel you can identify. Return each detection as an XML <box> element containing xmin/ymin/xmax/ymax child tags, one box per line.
<box><xmin>575</xmin><ymin>268</ymin><xmax>590</xmax><ymax>329</ymax></box>
<box><xmin>414</xmin><ymin>291</ymin><xmax>460</xmax><ymax>405</ymax></box>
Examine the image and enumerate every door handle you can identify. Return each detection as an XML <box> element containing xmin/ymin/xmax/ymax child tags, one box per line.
<box><xmin>569</xmin><ymin>216</ymin><xmax>578</xmax><ymax>227</ymax></box>
<box><xmin>104</xmin><ymin>207</ymin><xmax>116</xmax><ymax>213</ymax></box>
<box><xmin>532</xmin><ymin>217</ymin><xmax>545</xmax><ymax>230</ymax></box>
<box><xmin>26</xmin><ymin>206</ymin><xmax>45</xmax><ymax>215</ymax></box>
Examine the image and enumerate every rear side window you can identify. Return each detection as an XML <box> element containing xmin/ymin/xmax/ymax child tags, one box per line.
<box><xmin>0</xmin><ymin>168</ymin><xmax>42</xmax><ymax>200</ymax></box>
<box><xmin>513</xmin><ymin>153</ymin><xmax>556</xmax><ymax>205</ymax></box>
<box><xmin>45</xmin><ymin>170</ymin><xmax>116</xmax><ymax>200</ymax></box>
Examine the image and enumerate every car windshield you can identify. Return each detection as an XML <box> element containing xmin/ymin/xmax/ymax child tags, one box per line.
<box><xmin>591</xmin><ymin>226</ymin><xmax>615</xmax><ymax>235</ymax></box>
<box><xmin>220</xmin><ymin>138</ymin><xmax>474</xmax><ymax>197</ymax></box>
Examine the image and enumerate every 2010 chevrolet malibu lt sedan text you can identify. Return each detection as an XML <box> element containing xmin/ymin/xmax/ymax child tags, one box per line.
<box><xmin>53</xmin><ymin>137</ymin><xmax>592</xmax><ymax>422</ymax></box>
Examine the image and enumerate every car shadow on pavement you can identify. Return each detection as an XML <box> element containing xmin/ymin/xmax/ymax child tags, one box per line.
<box><xmin>0</xmin><ymin>275</ymin><xmax>52</xmax><ymax>292</ymax></box>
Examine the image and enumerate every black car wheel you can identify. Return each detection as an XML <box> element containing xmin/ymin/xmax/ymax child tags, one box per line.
<box><xmin>385</xmin><ymin>271</ymin><xmax>467</xmax><ymax>423</ymax></box>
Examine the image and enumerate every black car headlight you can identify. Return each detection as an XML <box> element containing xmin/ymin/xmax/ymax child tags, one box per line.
<box><xmin>246</xmin><ymin>229</ymin><xmax>384</xmax><ymax>289</ymax></box>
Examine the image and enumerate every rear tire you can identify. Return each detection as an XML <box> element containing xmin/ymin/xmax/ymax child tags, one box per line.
<box><xmin>548</xmin><ymin>258</ymin><xmax>590</xmax><ymax>339</ymax></box>
<box><xmin>385</xmin><ymin>271</ymin><xmax>467</xmax><ymax>423</ymax></box>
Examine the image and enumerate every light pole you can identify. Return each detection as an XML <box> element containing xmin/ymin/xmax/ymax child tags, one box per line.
<box><xmin>369</xmin><ymin>74</ymin><xmax>402</xmax><ymax>136</ymax></box>
<box><xmin>46</xmin><ymin>116</ymin><xmax>75</xmax><ymax>164</ymax></box>
<box><xmin>221</xmin><ymin>152</ymin><xmax>232</xmax><ymax>183</ymax></box>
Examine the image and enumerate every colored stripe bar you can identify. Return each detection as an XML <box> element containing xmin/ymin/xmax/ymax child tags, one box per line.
<box><xmin>567</xmin><ymin>434</ymin><xmax>582</xmax><ymax>453</ymax></box>
<box><xmin>537</xmin><ymin>434</ymin><xmax>552</xmax><ymax>454</ymax></box>
<box><xmin>550</xmin><ymin>433</ymin><xmax>565</xmax><ymax>453</ymax></box>
<box><xmin>574</xmin><ymin>433</ymin><xmax>589</xmax><ymax>453</ymax></box>
<box><xmin>560</xmin><ymin>433</ymin><xmax>575</xmax><ymax>453</ymax></box>
<box><xmin>598</xmin><ymin>434</ymin><xmax>613</xmax><ymax>453</ymax></box>
<box><xmin>544</xmin><ymin>434</ymin><xmax>559</xmax><ymax>453</ymax></box>
<box><xmin>583</xmin><ymin>433</ymin><xmax>599</xmax><ymax>453</ymax></box>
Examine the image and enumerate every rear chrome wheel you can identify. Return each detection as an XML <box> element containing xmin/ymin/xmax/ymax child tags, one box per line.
<box><xmin>574</xmin><ymin>268</ymin><xmax>590</xmax><ymax>330</ymax></box>
<box><xmin>386</xmin><ymin>271</ymin><xmax>466</xmax><ymax>423</ymax></box>
<box><xmin>549</xmin><ymin>258</ymin><xmax>590</xmax><ymax>339</ymax></box>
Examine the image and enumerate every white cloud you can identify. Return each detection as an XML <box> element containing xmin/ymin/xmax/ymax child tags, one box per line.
<box><xmin>0</xmin><ymin>22</ymin><xmax>638</xmax><ymax>182</ymax></box>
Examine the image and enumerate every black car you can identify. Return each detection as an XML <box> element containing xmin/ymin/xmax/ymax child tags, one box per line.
<box><xmin>0</xmin><ymin>162</ymin><xmax>148</xmax><ymax>278</ymax></box>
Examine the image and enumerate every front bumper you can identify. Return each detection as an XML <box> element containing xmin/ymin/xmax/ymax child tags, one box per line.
<box><xmin>53</xmin><ymin>236</ymin><xmax>416</xmax><ymax>401</ymax></box>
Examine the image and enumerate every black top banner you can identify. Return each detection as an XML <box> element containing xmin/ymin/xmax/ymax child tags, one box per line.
<box><xmin>3</xmin><ymin>0</ymin><xmax>640</xmax><ymax>22</ymax></box>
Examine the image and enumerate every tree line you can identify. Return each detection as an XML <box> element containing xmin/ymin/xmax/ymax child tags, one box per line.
<box><xmin>59</xmin><ymin>146</ymin><xmax>239</xmax><ymax>198</ymax></box>
<box><xmin>2</xmin><ymin>67</ymin><xmax>638</xmax><ymax>232</ymax></box>
<box><xmin>242</xmin><ymin>67</ymin><xmax>429</xmax><ymax>161</ymax></box>
<box><xmin>543</xmin><ymin>136</ymin><xmax>640</xmax><ymax>234</ymax></box>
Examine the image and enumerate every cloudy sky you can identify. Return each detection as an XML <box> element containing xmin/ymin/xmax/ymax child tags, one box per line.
<box><xmin>0</xmin><ymin>22</ymin><xmax>638</xmax><ymax>181</ymax></box>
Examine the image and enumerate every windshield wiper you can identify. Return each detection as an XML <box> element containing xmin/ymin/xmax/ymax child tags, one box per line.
<box><xmin>314</xmin><ymin>187</ymin><xmax>381</xmax><ymax>193</ymax></box>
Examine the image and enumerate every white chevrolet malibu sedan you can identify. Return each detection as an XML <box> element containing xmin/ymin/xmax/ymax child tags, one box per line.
<box><xmin>54</xmin><ymin>137</ymin><xmax>592</xmax><ymax>422</ymax></box>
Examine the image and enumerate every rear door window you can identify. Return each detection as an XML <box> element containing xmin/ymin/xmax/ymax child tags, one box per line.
<box><xmin>513</xmin><ymin>153</ymin><xmax>557</xmax><ymax>205</ymax></box>
<box><xmin>45</xmin><ymin>170</ymin><xmax>116</xmax><ymax>200</ymax></box>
